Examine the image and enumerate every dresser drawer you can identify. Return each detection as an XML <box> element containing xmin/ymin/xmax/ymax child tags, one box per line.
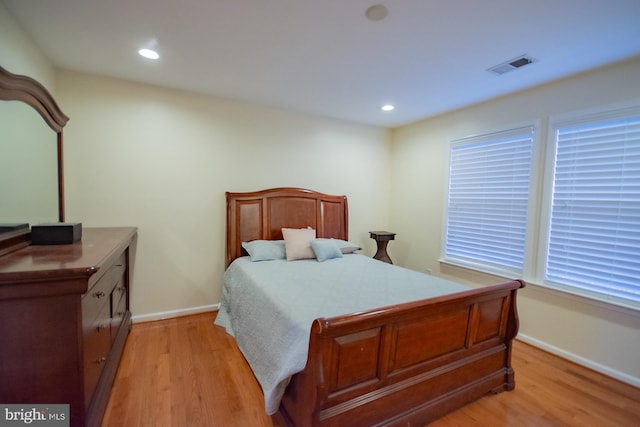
<box><xmin>109</xmin><ymin>251</ymin><xmax>127</xmax><ymax>286</ymax></box>
<box><xmin>83</xmin><ymin>302</ymin><xmax>112</xmax><ymax>408</ymax></box>
<box><xmin>87</xmin><ymin>251</ymin><xmax>126</xmax><ymax>292</ymax></box>
<box><xmin>82</xmin><ymin>273</ymin><xmax>113</xmax><ymax>327</ymax></box>
<box><xmin>110</xmin><ymin>275</ymin><xmax>127</xmax><ymax>340</ymax></box>
<box><xmin>81</xmin><ymin>250</ymin><xmax>127</xmax><ymax>406</ymax></box>
<box><xmin>82</xmin><ymin>252</ymin><xmax>126</xmax><ymax>326</ymax></box>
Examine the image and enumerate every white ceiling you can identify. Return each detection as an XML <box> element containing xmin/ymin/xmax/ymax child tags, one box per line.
<box><xmin>4</xmin><ymin>0</ymin><xmax>640</xmax><ymax>128</ymax></box>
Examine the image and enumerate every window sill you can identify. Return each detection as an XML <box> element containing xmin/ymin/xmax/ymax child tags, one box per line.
<box><xmin>438</xmin><ymin>259</ymin><xmax>640</xmax><ymax>318</ymax></box>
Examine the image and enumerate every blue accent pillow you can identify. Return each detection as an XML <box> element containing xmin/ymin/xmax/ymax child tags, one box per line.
<box><xmin>334</xmin><ymin>239</ymin><xmax>361</xmax><ymax>254</ymax></box>
<box><xmin>241</xmin><ymin>240</ymin><xmax>286</xmax><ymax>261</ymax></box>
<box><xmin>310</xmin><ymin>239</ymin><xmax>344</xmax><ymax>262</ymax></box>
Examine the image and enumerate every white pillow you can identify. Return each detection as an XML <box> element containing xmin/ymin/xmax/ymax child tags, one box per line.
<box><xmin>282</xmin><ymin>227</ymin><xmax>316</xmax><ymax>261</ymax></box>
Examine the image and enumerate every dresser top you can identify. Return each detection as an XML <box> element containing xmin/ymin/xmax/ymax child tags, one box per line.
<box><xmin>0</xmin><ymin>227</ymin><xmax>137</xmax><ymax>286</ymax></box>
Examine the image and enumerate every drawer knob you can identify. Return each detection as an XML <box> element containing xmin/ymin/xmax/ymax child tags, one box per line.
<box><xmin>93</xmin><ymin>291</ymin><xmax>106</xmax><ymax>298</ymax></box>
<box><xmin>93</xmin><ymin>357</ymin><xmax>107</xmax><ymax>364</ymax></box>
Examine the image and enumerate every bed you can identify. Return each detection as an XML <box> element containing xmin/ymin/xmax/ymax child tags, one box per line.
<box><xmin>217</xmin><ymin>187</ymin><xmax>525</xmax><ymax>427</ymax></box>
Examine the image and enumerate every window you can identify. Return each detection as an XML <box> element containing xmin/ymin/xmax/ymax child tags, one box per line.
<box><xmin>542</xmin><ymin>111</ymin><xmax>640</xmax><ymax>306</ymax></box>
<box><xmin>443</xmin><ymin>107</ymin><xmax>640</xmax><ymax>310</ymax></box>
<box><xmin>445</xmin><ymin>126</ymin><xmax>534</xmax><ymax>277</ymax></box>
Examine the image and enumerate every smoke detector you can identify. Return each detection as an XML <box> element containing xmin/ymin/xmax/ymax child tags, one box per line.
<box><xmin>487</xmin><ymin>55</ymin><xmax>537</xmax><ymax>75</ymax></box>
<box><xmin>365</xmin><ymin>4</ymin><xmax>388</xmax><ymax>21</ymax></box>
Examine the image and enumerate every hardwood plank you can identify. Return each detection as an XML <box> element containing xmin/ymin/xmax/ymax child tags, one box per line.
<box><xmin>102</xmin><ymin>312</ymin><xmax>640</xmax><ymax>427</ymax></box>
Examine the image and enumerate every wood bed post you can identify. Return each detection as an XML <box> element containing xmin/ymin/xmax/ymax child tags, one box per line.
<box><xmin>503</xmin><ymin>279</ymin><xmax>524</xmax><ymax>391</ymax></box>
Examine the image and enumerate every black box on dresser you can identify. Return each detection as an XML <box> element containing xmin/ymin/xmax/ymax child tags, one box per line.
<box><xmin>31</xmin><ymin>222</ymin><xmax>82</xmax><ymax>245</ymax></box>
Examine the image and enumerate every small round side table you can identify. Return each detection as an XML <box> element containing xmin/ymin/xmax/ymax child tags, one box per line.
<box><xmin>369</xmin><ymin>231</ymin><xmax>396</xmax><ymax>264</ymax></box>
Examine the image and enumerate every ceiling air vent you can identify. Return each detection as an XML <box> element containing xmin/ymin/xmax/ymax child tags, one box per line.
<box><xmin>487</xmin><ymin>55</ymin><xmax>536</xmax><ymax>75</ymax></box>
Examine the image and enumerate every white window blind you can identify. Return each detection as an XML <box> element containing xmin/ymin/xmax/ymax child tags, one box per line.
<box><xmin>546</xmin><ymin>115</ymin><xmax>640</xmax><ymax>305</ymax></box>
<box><xmin>445</xmin><ymin>126</ymin><xmax>534</xmax><ymax>275</ymax></box>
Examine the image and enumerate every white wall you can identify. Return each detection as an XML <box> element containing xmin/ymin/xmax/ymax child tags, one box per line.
<box><xmin>0</xmin><ymin>3</ymin><xmax>55</xmax><ymax>91</ymax></box>
<box><xmin>390</xmin><ymin>57</ymin><xmax>640</xmax><ymax>386</ymax></box>
<box><xmin>56</xmin><ymin>71</ymin><xmax>392</xmax><ymax>319</ymax></box>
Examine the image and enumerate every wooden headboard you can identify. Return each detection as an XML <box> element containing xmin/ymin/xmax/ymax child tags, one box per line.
<box><xmin>225</xmin><ymin>188</ymin><xmax>348</xmax><ymax>267</ymax></box>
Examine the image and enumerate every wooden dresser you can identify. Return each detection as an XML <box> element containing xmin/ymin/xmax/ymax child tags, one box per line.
<box><xmin>0</xmin><ymin>227</ymin><xmax>137</xmax><ymax>427</ymax></box>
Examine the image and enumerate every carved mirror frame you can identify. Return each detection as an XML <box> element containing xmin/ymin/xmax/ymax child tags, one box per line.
<box><xmin>0</xmin><ymin>65</ymin><xmax>69</xmax><ymax>253</ymax></box>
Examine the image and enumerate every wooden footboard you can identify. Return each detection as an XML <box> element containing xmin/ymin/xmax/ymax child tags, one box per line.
<box><xmin>279</xmin><ymin>279</ymin><xmax>525</xmax><ymax>427</ymax></box>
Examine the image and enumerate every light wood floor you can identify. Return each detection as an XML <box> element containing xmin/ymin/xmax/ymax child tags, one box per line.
<box><xmin>102</xmin><ymin>312</ymin><xmax>640</xmax><ymax>427</ymax></box>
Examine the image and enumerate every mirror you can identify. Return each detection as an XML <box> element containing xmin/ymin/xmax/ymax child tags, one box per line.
<box><xmin>1</xmin><ymin>101</ymin><xmax>58</xmax><ymax>223</ymax></box>
<box><xmin>0</xmin><ymin>65</ymin><xmax>69</xmax><ymax>251</ymax></box>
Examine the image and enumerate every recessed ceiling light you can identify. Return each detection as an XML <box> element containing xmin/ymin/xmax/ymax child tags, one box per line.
<box><xmin>381</xmin><ymin>104</ymin><xmax>395</xmax><ymax>111</ymax></box>
<box><xmin>138</xmin><ymin>48</ymin><xmax>159</xmax><ymax>60</ymax></box>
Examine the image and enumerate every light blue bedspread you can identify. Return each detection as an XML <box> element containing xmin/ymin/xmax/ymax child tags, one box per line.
<box><xmin>214</xmin><ymin>254</ymin><xmax>470</xmax><ymax>414</ymax></box>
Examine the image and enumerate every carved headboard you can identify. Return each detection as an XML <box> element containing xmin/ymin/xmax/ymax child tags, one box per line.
<box><xmin>225</xmin><ymin>188</ymin><xmax>348</xmax><ymax>267</ymax></box>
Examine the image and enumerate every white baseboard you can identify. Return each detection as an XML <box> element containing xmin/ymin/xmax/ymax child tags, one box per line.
<box><xmin>131</xmin><ymin>303</ymin><xmax>219</xmax><ymax>323</ymax></box>
<box><xmin>517</xmin><ymin>333</ymin><xmax>640</xmax><ymax>388</ymax></box>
